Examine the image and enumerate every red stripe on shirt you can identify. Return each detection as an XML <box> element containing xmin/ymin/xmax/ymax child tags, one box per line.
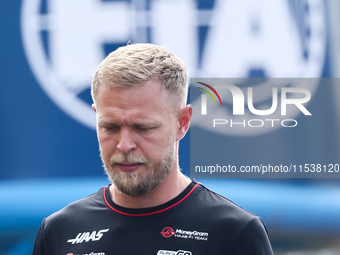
<box><xmin>103</xmin><ymin>182</ymin><xmax>200</xmax><ymax>217</ymax></box>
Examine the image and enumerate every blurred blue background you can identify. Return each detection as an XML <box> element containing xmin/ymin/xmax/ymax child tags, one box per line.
<box><xmin>1</xmin><ymin>0</ymin><xmax>340</xmax><ymax>254</ymax></box>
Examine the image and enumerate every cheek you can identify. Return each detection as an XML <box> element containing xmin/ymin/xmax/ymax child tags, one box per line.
<box><xmin>98</xmin><ymin>135</ymin><xmax>116</xmax><ymax>157</ymax></box>
<box><xmin>147</xmin><ymin>129</ymin><xmax>176</xmax><ymax>153</ymax></box>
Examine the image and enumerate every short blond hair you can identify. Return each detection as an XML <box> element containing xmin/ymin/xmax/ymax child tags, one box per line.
<box><xmin>91</xmin><ymin>43</ymin><xmax>188</xmax><ymax>111</ymax></box>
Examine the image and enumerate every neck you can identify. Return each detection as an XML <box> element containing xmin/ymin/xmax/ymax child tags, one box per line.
<box><xmin>109</xmin><ymin>166</ymin><xmax>191</xmax><ymax>209</ymax></box>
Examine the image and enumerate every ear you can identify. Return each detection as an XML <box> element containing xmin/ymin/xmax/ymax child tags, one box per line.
<box><xmin>92</xmin><ymin>103</ymin><xmax>97</xmax><ymax>113</ymax></box>
<box><xmin>176</xmin><ymin>105</ymin><xmax>193</xmax><ymax>141</ymax></box>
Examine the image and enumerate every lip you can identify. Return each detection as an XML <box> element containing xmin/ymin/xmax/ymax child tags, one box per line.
<box><xmin>117</xmin><ymin>163</ymin><xmax>142</xmax><ymax>173</ymax></box>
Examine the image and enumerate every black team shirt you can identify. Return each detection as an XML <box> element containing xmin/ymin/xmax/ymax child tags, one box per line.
<box><xmin>33</xmin><ymin>181</ymin><xmax>273</xmax><ymax>255</ymax></box>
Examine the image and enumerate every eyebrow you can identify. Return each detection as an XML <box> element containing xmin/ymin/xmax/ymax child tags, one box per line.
<box><xmin>98</xmin><ymin>119</ymin><xmax>116</xmax><ymax>126</ymax></box>
<box><xmin>98</xmin><ymin>118</ymin><xmax>161</xmax><ymax>127</ymax></box>
<box><xmin>134</xmin><ymin>120</ymin><xmax>161</xmax><ymax>127</ymax></box>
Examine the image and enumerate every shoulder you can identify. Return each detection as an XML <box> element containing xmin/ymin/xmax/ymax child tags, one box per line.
<box><xmin>32</xmin><ymin>187</ymin><xmax>108</xmax><ymax>254</ymax></box>
<box><xmin>43</xmin><ymin>187</ymin><xmax>106</xmax><ymax>230</ymax></box>
<box><xmin>192</xmin><ymin>182</ymin><xmax>258</xmax><ymax>222</ymax></box>
<box><xmin>190</xmin><ymin>182</ymin><xmax>273</xmax><ymax>254</ymax></box>
<box><xmin>183</xmin><ymin>182</ymin><xmax>273</xmax><ymax>254</ymax></box>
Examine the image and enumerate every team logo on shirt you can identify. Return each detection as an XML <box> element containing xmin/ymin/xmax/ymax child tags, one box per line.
<box><xmin>66</xmin><ymin>252</ymin><xmax>105</xmax><ymax>255</ymax></box>
<box><xmin>160</xmin><ymin>227</ymin><xmax>175</xmax><ymax>238</ymax></box>
<box><xmin>160</xmin><ymin>227</ymin><xmax>208</xmax><ymax>241</ymax></box>
<box><xmin>67</xmin><ymin>229</ymin><xmax>109</xmax><ymax>244</ymax></box>
<box><xmin>157</xmin><ymin>250</ymin><xmax>192</xmax><ymax>255</ymax></box>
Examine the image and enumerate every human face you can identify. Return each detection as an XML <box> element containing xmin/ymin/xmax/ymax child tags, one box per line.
<box><xmin>93</xmin><ymin>80</ymin><xmax>179</xmax><ymax>197</ymax></box>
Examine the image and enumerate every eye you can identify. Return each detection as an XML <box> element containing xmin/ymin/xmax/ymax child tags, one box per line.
<box><xmin>101</xmin><ymin>124</ymin><xmax>120</xmax><ymax>132</ymax></box>
<box><xmin>135</xmin><ymin>125</ymin><xmax>152</xmax><ymax>133</ymax></box>
<box><xmin>137</xmin><ymin>127</ymin><xmax>150</xmax><ymax>132</ymax></box>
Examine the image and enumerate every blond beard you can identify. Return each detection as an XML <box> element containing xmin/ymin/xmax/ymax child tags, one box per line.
<box><xmin>100</xmin><ymin>135</ymin><xmax>177</xmax><ymax>197</ymax></box>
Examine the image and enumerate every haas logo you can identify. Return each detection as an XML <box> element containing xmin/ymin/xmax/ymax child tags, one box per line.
<box><xmin>67</xmin><ymin>228</ymin><xmax>109</xmax><ymax>244</ymax></box>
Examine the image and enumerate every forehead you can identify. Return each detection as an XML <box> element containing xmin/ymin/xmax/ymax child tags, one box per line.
<box><xmin>95</xmin><ymin>80</ymin><xmax>171</xmax><ymax>119</ymax></box>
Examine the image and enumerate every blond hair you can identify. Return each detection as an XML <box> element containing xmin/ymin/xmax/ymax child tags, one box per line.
<box><xmin>91</xmin><ymin>43</ymin><xmax>188</xmax><ymax>111</ymax></box>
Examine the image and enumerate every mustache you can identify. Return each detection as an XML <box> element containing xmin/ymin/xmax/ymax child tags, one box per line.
<box><xmin>110</xmin><ymin>152</ymin><xmax>149</xmax><ymax>165</ymax></box>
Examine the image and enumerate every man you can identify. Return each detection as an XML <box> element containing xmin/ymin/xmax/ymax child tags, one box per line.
<box><xmin>33</xmin><ymin>43</ymin><xmax>273</xmax><ymax>255</ymax></box>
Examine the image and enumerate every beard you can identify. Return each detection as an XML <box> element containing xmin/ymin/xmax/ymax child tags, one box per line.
<box><xmin>100</xmin><ymin>136</ymin><xmax>176</xmax><ymax>197</ymax></box>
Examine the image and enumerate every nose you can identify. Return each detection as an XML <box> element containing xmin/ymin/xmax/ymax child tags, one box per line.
<box><xmin>116</xmin><ymin>127</ymin><xmax>137</xmax><ymax>154</ymax></box>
